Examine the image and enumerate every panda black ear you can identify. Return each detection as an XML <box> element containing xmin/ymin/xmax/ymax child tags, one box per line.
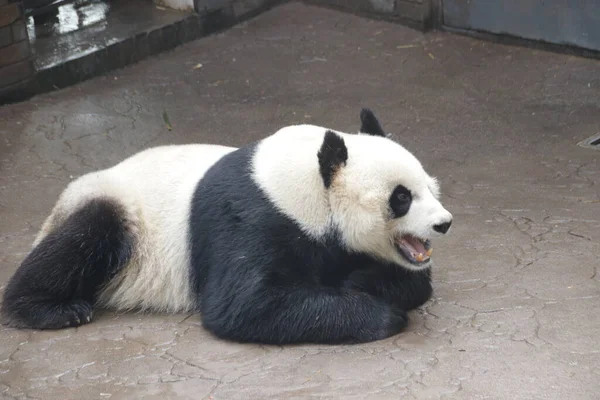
<box><xmin>317</xmin><ymin>130</ymin><xmax>348</xmax><ymax>189</ymax></box>
<box><xmin>359</xmin><ymin>108</ymin><xmax>387</xmax><ymax>137</ymax></box>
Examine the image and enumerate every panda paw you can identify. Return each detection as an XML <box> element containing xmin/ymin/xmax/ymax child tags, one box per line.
<box><xmin>54</xmin><ymin>301</ymin><xmax>94</xmax><ymax>328</ymax></box>
<box><xmin>380</xmin><ymin>305</ymin><xmax>409</xmax><ymax>339</ymax></box>
<box><xmin>3</xmin><ymin>299</ymin><xmax>94</xmax><ymax>330</ymax></box>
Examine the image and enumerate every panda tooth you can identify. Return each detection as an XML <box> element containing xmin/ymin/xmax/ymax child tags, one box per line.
<box><xmin>416</xmin><ymin>253</ymin><xmax>424</xmax><ymax>262</ymax></box>
<box><xmin>426</xmin><ymin>248</ymin><xmax>433</xmax><ymax>257</ymax></box>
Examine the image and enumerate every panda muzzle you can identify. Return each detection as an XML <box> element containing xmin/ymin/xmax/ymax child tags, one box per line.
<box><xmin>396</xmin><ymin>235</ymin><xmax>432</xmax><ymax>264</ymax></box>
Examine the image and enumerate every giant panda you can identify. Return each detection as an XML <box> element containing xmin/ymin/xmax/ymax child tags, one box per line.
<box><xmin>1</xmin><ymin>109</ymin><xmax>452</xmax><ymax>345</ymax></box>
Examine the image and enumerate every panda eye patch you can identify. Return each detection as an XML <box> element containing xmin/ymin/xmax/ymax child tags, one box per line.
<box><xmin>390</xmin><ymin>185</ymin><xmax>412</xmax><ymax>218</ymax></box>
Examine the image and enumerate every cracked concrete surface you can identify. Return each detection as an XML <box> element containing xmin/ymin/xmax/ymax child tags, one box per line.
<box><xmin>1</xmin><ymin>2</ymin><xmax>599</xmax><ymax>399</ymax></box>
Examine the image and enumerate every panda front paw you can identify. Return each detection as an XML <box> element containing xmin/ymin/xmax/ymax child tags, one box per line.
<box><xmin>358</xmin><ymin>300</ymin><xmax>408</xmax><ymax>342</ymax></box>
<box><xmin>380</xmin><ymin>304</ymin><xmax>409</xmax><ymax>338</ymax></box>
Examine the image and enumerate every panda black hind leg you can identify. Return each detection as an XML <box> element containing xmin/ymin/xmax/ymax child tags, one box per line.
<box><xmin>1</xmin><ymin>198</ymin><xmax>133</xmax><ymax>329</ymax></box>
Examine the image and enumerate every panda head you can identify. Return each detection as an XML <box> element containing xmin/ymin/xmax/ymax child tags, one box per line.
<box><xmin>317</xmin><ymin>109</ymin><xmax>452</xmax><ymax>270</ymax></box>
<box><xmin>252</xmin><ymin>109</ymin><xmax>453</xmax><ymax>271</ymax></box>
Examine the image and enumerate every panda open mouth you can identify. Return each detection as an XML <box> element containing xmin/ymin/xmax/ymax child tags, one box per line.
<box><xmin>395</xmin><ymin>235</ymin><xmax>432</xmax><ymax>265</ymax></box>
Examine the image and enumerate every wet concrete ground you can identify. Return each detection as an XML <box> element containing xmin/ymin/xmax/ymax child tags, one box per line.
<box><xmin>1</xmin><ymin>2</ymin><xmax>599</xmax><ymax>399</ymax></box>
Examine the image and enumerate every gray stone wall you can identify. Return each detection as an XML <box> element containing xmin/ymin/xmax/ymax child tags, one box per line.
<box><xmin>0</xmin><ymin>0</ymin><xmax>34</xmax><ymax>98</ymax></box>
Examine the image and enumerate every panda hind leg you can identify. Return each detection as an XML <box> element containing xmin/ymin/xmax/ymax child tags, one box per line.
<box><xmin>1</xmin><ymin>198</ymin><xmax>134</xmax><ymax>329</ymax></box>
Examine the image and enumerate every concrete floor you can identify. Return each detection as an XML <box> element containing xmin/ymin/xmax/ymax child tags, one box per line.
<box><xmin>1</xmin><ymin>2</ymin><xmax>599</xmax><ymax>399</ymax></box>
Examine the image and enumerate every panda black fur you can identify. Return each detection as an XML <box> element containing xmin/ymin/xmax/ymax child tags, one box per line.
<box><xmin>1</xmin><ymin>109</ymin><xmax>452</xmax><ymax>345</ymax></box>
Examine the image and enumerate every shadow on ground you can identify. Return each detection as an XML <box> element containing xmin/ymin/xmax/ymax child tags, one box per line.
<box><xmin>0</xmin><ymin>2</ymin><xmax>599</xmax><ymax>399</ymax></box>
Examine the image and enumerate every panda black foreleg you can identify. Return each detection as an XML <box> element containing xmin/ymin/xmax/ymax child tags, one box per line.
<box><xmin>342</xmin><ymin>265</ymin><xmax>433</xmax><ymax>311</ymax></box>
<box><xmin>201</xmin><ymin>283</ymin><xmax>409</xmax><ymax>345</ymax></box>
<box><xmin>1</xmin><ymin>198</ymin><xmax>133</xmax><ymax>329</ymax></box>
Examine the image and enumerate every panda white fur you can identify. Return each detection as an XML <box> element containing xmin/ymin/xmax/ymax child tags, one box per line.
<box><xmin>1</xmin><ymin>109</ymin><xmax>452</xmax><ymax>344</ymax></box>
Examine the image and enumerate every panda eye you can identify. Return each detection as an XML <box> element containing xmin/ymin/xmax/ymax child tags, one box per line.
<box><xmin>390</xmin><ymin>185</ymin><xmax>412</xmax><ymax>218</ymax></box>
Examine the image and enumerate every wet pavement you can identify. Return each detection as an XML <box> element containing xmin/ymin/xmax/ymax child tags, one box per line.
<box><xmin>1</xmin><ymin>2</ymin><xmax>599</xmax><ymax>399</ymax></box>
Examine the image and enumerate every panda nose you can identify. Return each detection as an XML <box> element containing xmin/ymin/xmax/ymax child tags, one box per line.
<box><xmin>433</xmin><ymin>220</ymin><xmax>452</xmax><ymax>234</ymax></box>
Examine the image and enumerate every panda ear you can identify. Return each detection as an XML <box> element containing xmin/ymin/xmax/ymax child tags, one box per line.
<box><xmin>317</xmin><ymin>130</ymin><xmax>348</xmax><ymax>189</ymax></box>
<box><xmin>359</xmin><ymin>108</ymin><xmax>387</xmax><ymax>137</ymax></box>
